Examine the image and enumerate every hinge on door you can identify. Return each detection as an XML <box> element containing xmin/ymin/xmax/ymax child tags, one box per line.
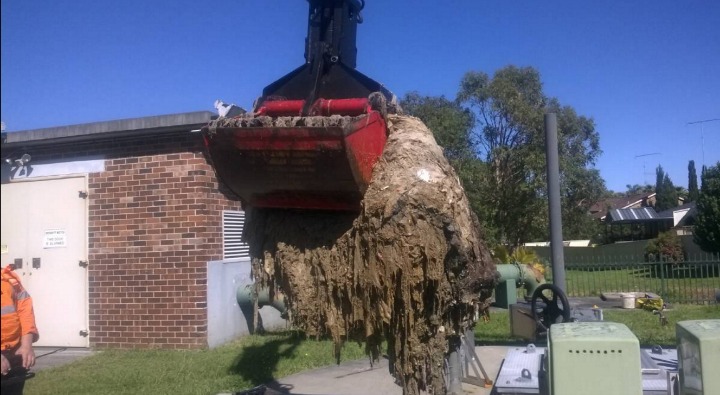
<box><xmin>78</xmin><ymin>190</ymin><xmax>88</xmax><ymax>199</ymax></box>
<box><xmin>79</xmin><ymin>330</ymin><xmax>89</xmax><ymax>337</ymax></box>
<box><xmin>79</xmin><ymin>260</ymin><xmax>89</xmax><ymax>268</ymax></box>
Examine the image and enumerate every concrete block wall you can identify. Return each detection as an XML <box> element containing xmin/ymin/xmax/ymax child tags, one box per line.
<box><xmin>84</xmin><ymin>132</ymin><xmax>241</xmax><ymax>349</ymax></box>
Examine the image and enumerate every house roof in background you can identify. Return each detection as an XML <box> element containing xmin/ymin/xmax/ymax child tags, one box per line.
<box><xmin>607</xmin><ymin>207</ymin><xmax>670</xmax><ymax>223</ymax></box>
<box><xmin>603</xmin><ymin>192</ymin><xmax>656</xmax><ymax>210</ymax></box>
<box><xmin>607</xmin><ymin>202</ymin><xmax>697</xmax><ymax>226</ymax></box>
<box><xmin>658</xmin><ymin>201</ymin><xmax>697</xmax><ymax>227</ymax></box>
<box><xmin>591</xmin><ymin>192</ymin><xmax>656</xmax><ymax>219</ymax></box>
<box><xmin>656</xmin><ymin>201</ymin><xmax>696</xmax><ymax>217</ymax></box>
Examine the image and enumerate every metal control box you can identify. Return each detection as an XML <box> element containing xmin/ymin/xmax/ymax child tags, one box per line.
<box><xmin>510</xmin><ymin>302</ymin><xmax>538</xmax><ymax>341</ymax></box>
<box><xmin>676</xmin><ymin>319</ymin><xmax>720</xmax><ymax>395</ymax></box>
<box><xmin>548</xmin><ymin>322</ymin><xmax>642</xmax><ymax>395</ymax></box>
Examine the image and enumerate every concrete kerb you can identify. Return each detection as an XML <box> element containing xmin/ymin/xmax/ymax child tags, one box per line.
<box><xmin>31</xmin><ymin>347</ymin><xmax>96</xmax><ymax>372</ymax></box>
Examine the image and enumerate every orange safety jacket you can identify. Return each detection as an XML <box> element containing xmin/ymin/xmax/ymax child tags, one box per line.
<box><xmin>1</xmin><ymin>266</ymin><xmax>39</xmax><ymax>351</ymax></box>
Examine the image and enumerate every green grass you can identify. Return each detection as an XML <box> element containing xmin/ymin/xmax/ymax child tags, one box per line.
<box><xmin>546</xmin><ymin>265</ymin><xmax>720</xmax><ymax>303</ymax></box>
<box><xmin>25</xmin><ymin>305</ymin><xmax>720</xmax><ymax>394</ymax></box>
<box><xmin>604</xmin><ymin>305</ymin><xmax>720</xmax><ymax>345</ymax></box>
<box><xmin>475</xmin><ymin>304</ymin><xmax>720</xmax><ymax>346</ymax></box>
<box><xmin>25</xmin><ymin>331</ymin><xmax>368</xmax><ymax>395</ymax></box>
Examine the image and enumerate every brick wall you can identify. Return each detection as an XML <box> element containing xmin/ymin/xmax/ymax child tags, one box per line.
<box><xmin>82</xmin><ymin>132</ymin><xmax>241</xmax><ymax>349</ymax></box>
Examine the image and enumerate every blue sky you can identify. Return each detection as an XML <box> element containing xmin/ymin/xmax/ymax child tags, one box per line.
<box><xmin>2</xmin><ymin>0</ymin><xmax>719</xmax><ymax>192</ymax></box>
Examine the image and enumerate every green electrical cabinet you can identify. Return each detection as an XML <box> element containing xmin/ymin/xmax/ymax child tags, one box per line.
<box><xmin>676</xmin><ymin>319</ymin><xmax>720</xmax><ymax>395</ymax></box>
<box><xmin>548</xmin><ymin>322</ymin><xmax>642</xmax><ymax>395</ymax></box>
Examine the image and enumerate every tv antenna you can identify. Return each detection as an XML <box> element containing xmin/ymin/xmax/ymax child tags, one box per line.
<box><xmin>687</xmin><ymin>118</ymin><xmax>720</xmax><ymax>167</ymax></box>
<box><xmin>634</xmin><ymin>153</ymin><xmax>661</xmax><ymax>185</ymax></box>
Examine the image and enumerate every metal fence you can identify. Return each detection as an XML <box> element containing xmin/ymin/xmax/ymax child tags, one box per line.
<box><xmin>544</xmin><ymin>253</ymin><xmax>720</xmax><ymax>304</ymax></box>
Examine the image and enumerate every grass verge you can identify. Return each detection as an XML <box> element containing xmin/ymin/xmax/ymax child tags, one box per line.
<box><xmin>26</xmin><ymin>331</ymin><xmax>367</xmax><ymax>395</ymax></box>
<box><xmin>554</xmin><ymin>266</ymin><xmax>719</xmax><ymax>303</ymax></box>
<box><xmin>25</xmin><ymin>305</ymin><xmax>719</xmax><ymax>394</ymax></box>
<box><xmin>475</xmin><ymin>304</ymin><xmax>719</xmax><ymax>346</ymax></box>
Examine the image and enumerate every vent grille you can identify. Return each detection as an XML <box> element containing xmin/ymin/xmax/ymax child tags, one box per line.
<box><xmin>223</xmin><ymin>210</ymin><xmax>250</xmax><ymax>259</ymax></box>
<box><xmin>568</xmin><ymin>349</ymin><xmax>623</xmax><ymax>355</ymax></box>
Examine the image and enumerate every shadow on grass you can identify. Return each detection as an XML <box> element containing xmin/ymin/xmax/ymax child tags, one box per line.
<box><xmin>229</xmin><ymin>332</ymin><xmax>303</xmax><ymax>394</ymax></box>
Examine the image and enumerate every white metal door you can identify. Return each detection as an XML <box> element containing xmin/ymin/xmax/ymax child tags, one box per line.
<box><xmin>1</xmin><ymin>177</ymin><xmax>88</xmax><ymax>347</ymax></box>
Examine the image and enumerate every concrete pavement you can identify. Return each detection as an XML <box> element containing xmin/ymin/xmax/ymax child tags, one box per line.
<box><xmin>255</xmin><ymin>297</ymin><xmax>615</xmax><ymax>394</ymax></box>
<box><xmin>261</xmin><ymin>346</ymin><xmax>510</xmax><ymax>395</ymax></box>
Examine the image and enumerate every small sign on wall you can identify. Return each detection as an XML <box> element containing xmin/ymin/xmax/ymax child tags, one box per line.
<box><xmin>43</xmin><ymin>229</ymin><xmax>67</xmax><ymax>248</ymax></box>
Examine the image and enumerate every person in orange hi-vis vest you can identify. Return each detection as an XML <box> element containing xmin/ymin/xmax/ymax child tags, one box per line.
<box><xmin>1</xmin><ymin>264</ymin><xmax>39</xmax><ymax>395</ymax></box>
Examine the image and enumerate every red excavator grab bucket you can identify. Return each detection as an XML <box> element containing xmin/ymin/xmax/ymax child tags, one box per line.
<box><xmin>204</xmin><ymin>103</ymin><xmax>387</xmax><ymax>211</ymax></box>
<box><xmin>202</xmin><ymin>0</ymin><xmax>398</xmax><ymax>211</ymax></box>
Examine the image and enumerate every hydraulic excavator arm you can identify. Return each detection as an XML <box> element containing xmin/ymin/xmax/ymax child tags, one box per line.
<box><xmin>203</xmin><ymin>0</ymin><xmax>397</xmax><ymax>211</ymax></box>
<box><xmin>256</xmin><ymin>0</ymin><xmax>395</xmax><ymax>116</ymax></box>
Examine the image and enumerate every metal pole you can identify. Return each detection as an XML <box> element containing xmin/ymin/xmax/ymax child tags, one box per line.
<box><xmin>701</xmin><ymin>123</ymin><xmax>705</xmax><ymax>166</ymax></box>
<box><xmin>447</xmin><ymin>338</ymin><xmax>463</xmax><ymax>395</ymax></box>
<box><xmin>687</xmin><ymin>118</ymin><xmax>720</xmax><ymax>167</ymax></box>
<box><xmin>545</xmin><ymin>113</ymin><xmax>566</xmax><ymax>292</ymax></box>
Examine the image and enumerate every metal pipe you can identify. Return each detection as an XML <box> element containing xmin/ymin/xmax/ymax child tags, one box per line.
<box><xmin>495</xmin><ymin>263</ymin><xmax>545</xmax><ymax>297</ymax></box>
<box><xmin>464</xmin><ymin>328</ymin><xmax>475</xmax><ymax>377</ymax></box>
<box><xmin>545</xmin><ymin>113</ymin><xmax>566</xmax><ymax>292</ymax></box>
<box><xmin>314</xmin><ymin>98</ymin><xmax>369</xmax><ymax>116</ymax></box>
<box><xmin>239</xmin><ymin>265</ymin><xmax>544</xmax><ymax>318</ymax></box>
<box><xmin>257</xmin><ymin>100</ymin><xmax>305</xmax><ymax>116</ymax></box>
<box><xmin>236</xmin><ymin>285</ymin><xmax>287</xmax><ymax>315</ymax></box>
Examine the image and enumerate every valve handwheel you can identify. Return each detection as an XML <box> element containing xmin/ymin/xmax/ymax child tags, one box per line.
<box><xmin>531</xmin><ymin>284</ymin><xmax>572</xmax><ymax>330</ymax></box>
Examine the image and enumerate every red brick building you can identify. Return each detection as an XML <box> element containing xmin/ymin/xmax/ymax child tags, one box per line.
<box><xmin>1</xmin><ymin>112</ymin><xmax>278</xmax><ymax>349</ymax></box>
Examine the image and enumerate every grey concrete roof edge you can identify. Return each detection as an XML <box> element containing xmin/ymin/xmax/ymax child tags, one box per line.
<box><xmin>1</xmin><ymin>111</ymin><xmax>217</xmax><ymax>147</ymax></box>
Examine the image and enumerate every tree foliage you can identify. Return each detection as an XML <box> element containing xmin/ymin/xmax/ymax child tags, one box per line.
<box><xmin>401</xmin><ymin>93</ymin><xmax>474</xmax><ymax>161</ymax></box>
<box><xmin>655</xmin><ymin>165</ymin><xmax>664</xmax><ymax>199</ymax></box>
<box><xmin>399</xmin><ymin>92</ymin><xmax>496</xmax><ymax>240</ymax></box>
<box><xmin>492</xmin><ymin>245</ymin><xmax>546</xmax><ymax>277</ymax></box>
<box><xmin>654</xmin><ymin>165</ymin><xmax>678</xmax><ymax>212</ymax></box>
<box><xmin>645</xmin><ymin>231</ymin><xmax>685</xmax><ymax>263</ymax></box>
<box><xmin>402</xmin><ymin>65</ymin><xmax>605</xmax><ymax>248</ymax></box>
<box><xmin>662</xmin><ymin>175</ymin><xmax>678</xmax><ymax>210</ymax></box>
<box><xmin>694</xmin><ymin>162</ymin><xmax>720</xmax><ymax>252</ymax></box>
<box><xmin>624</xmin><ymin>184</ymin><xmax>654</xmax><ymax>196</ymax></box>
<box><xmin>688</xmin><ymin>160</ymin><xmax>699</xmax><ymax>202</ymax></box>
